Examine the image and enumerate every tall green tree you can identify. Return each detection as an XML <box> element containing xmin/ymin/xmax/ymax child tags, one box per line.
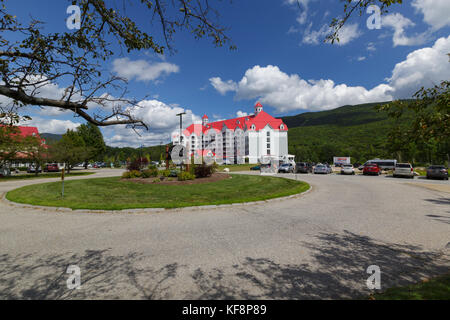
<box><xmin>377</xmin><ymin>81</ymin><xmax>450</xmax><ymax>164</ymax></box>
<box><xmin>50</xmin><ymin>129</ymin><xmax>88</xmax><ymax>173</ymax></box>
<box><xmin>77</xmin><ymin>123</ymin><xmax>106</xmax><ymax>167</ymax></box>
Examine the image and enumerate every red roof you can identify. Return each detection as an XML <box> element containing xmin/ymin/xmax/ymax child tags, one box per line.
<box><xmin>0</xmin><ymin>125</ymin><xmax>41</xmax><ymax>138</ymax></box>
<box><xmin>0</xmin><ymin>125</ymin><xmax>46</xmax><ymax>146</ymax></box>
<box><xmin>183</xmin><ymin>104</ymin><xmax>288</xmax><ymax>135</ymax></box>
<box><xmin>0</xmin><ymin>126</ymin><xmax>48</xmax><ymax>159</ymax></box>
<box><xmin>202</xmin><ymin>114</ymin><xmax>208</xmax><ymax>119</ymax></box>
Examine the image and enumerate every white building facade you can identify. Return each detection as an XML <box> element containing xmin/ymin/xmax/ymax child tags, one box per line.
<box><xmin>172</xmin><ymin>103</ymin><xmax>289</xmax><ymax>164</ymax></box>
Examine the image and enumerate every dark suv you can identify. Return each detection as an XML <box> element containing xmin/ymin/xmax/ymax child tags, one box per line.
<box><xmin>426</xmin><ymin>165</ymin><xmax>448</xmax><ymax>180</ymax></box>
<box><xmin>296</xmin><ymin>162</ymin><xmax>312</xmax><ymax>173</ymax></box>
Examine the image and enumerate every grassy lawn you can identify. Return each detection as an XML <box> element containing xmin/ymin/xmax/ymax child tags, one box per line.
<box><xmin>0</xmin><ymin>172</ymin><xmax>94</xmax><ymax>182</ymax></box>
<box><xmin>218</xmin><ymin>164</ymin><xmax>256</xmax><ymax>172</ymax></box>
<box><xmin>370</xmin><ymin>274</ymin><xmax>450</xmax><ymax>300</ymax></box>
<box><xmin>6</xmin><ymin>174</ymin><xmax>309</xmax><ymax>210</ymax></box>
<box><xmin>414</xmin><ymin>168</ymin><xmax>426</xmax><ymax>176</ymax></box>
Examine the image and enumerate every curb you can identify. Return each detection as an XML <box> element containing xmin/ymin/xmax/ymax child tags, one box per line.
<box><xmin>1</xmin><ymin>183</ymin><xmax>313</xmax><ymax>215</ymax></box>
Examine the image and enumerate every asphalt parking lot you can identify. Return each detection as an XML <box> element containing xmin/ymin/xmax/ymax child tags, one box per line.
<box><xmin>0</xmin><ymin>169</ymin><xmax>448</xmax><ymax>299</ymax></box>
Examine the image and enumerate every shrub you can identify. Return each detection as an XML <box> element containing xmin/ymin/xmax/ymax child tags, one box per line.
<box><xmin>127</xmin><ymin>157</ymin><xmax>149</xmax><ymax>171</ymax></box>
<box><xmin>194</xmin><ymin>164</ymin><xmax>216</xmax><ymax>178</ymax></box>
<box><xmin>152</xmin><ymin>178</ymin><xmax>160</xmax><ymax>183</ymax></box>
<box><xmin>121</xmin><ymin>171</ymin><xmax>131</xmax><ymax>179</ymax></box>
<box><xmin>129</xmin><ymin>170</ymin><xmax>142</xmax><ymax>178</ymax></box>
<box><xmin>169</xmin><ymin>170</ymin><xmax>179</xmax><ymax>177</ymax></box>
<box><xmin>161</xmin><ymin>169</ymin><xmax>171</xmax><ymax>177</ymax></box>
<box><xmin>177</xmin><ymin>171</ymin><xmax>195</xmax><ymax>181</ymax></box>
<box><xmin>142</xmin><ymin>167</ymin><xmax>158</xmax><ymax>178</ymax></box>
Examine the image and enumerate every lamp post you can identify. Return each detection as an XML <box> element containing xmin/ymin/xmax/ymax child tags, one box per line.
<box><xmin>176</xmin><ymin>112</ymin><xmax>186</xmax><ymax>171</ymax></box>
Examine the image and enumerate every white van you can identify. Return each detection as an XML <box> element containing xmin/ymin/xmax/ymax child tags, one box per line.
<box><xmin>359</xmin><ymin>159</ymin><xmax>397</xmax><ymax>171</ymax></box>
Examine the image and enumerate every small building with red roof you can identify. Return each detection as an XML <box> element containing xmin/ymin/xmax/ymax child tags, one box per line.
<box><xmin>171</xmin><ymin>103</ymin><xmax>289</xmax><ymax>164</ymax></box>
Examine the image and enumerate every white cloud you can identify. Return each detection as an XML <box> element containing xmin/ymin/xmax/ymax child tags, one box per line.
<box><xmin>297</xmin><ymin>10</ymin><xmax>308</xmax><ymax>25</ymax></box>
<box><xmin>209</xmin><ymin>77</ymin><xmax>238</xmax><ymax>95</ymax></box>
<box><xmin>302</xmin><ymin>23</ymin><xmax>328</xmax><ymax>45</ymax></box>
<box><xmin>112</xmin><ymin>58</ymin><xmax>179</xmax><ymax>82</ymax></box>
<box><xmin>357</xmin><ymin>56</ymin><xmax>366</xmax><ymax>61</ymax></box>
<box><xmin>387</xmin><ymin>35</ymin><xmax>450</xmax><ymax>98</ymax></box>
<box><xmin>367</xmin><ymin>42</ymin><xmax>376</xmax><ymax>52</ymax></box>
<box><xmin>211</xmin><ymin>65</ymin><xmax>392</xmax><ymax>113</ymax></box>
<box><xmin>286</xmin><ymin>0</ymin><xmax>311</xmax><ymax>25</ymax></box>
<box><xmin>236</xmin><ymin>111</ymin><xmax>248</xmax><ymax>117</ymax></box>
<box><xmin>103</xmin><ymin>99</ymin><xmax>200</xmax><ymax>147</ymax></box>
<box><xmin>382</xmin><ymin>13</ymin><xmax>428</xmax><ymax>47</ymax></box>
<box><xmin>20</xmin><ymin>116</ymin><xmax>81</xmax><ymax>134</ymax></box>
<box><xmin>412</xmin><ymin>0</ymin><xmax>450</xmax><ymax>30</ymax></box>
<box><xmin>337</xmin><ymin>23</ymin><xmax>362</xmax><ymax>45</ymax></box>
<box><xmin>209</xmin><ymin>36</ymin><xmax>450</xmax><ymax>113</ymax></box>
<box><xmin>302</xmin><ymin>23</ymin><xmax>361</xmax><ymax>46</ymax></box>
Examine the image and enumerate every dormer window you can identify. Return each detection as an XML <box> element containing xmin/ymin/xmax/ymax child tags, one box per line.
<box><xmin>236</xmin><ymin>120</ymin><xmax>240</xmax><ymax>124</ymax></box>
<box><xmin>251</xmin><ymin>124</ymin><xmax>256</xmax><ymax>130</ymax></box>
<box><xmin>280</xmin><ymin>124</ymin><xmax>285</xmax><ymax>130</ymax></box>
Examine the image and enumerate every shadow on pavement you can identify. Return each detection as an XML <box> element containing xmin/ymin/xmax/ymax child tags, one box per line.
<box><xmin>1</xmin><ymin>231</ymin><xmax>448</xmax><ymax>299</ymax></box>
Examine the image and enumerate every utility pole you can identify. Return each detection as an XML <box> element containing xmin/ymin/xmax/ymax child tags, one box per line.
<box><xmin>176</xmin><ymin>112</ymin><xmax>186</xmax><ymax>171</ymax></box>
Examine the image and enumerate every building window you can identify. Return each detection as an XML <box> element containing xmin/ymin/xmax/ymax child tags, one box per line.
<box><xmin>267</xmin><ymin>143</ymin><xmax>270</xmax><ymax>149</ymax></box>
<box><xmin>267</xmin><ymin>149</ymin><xmax>270</xmax><ymax>155</ymax></box>
<box><xmin>267</xmin><ymin>131</ymin><xmax>270</xmax><ymax>137</ymax></box>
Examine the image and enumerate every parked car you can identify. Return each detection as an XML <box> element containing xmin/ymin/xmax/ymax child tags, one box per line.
<box><xmin>359</xmin><ymin>159</ymin><xmax>397</xmax><ymax>171</ymax></box>
<box><xmin>426</xmin><ymin>165</ymin><xmax>449</xmax><ymax>180</ymax></box>
<box><xmin>313</xmin><ymin>164</ymin><xmax>329</xmax><ymax>174</ymax></box>
<box><xmin>363</xmin><ymin>163</ymin><xmax>381</xmax><ymax>176</ymax></box>
<box><xmin>326</xmin><ymin>164</ymin><xmax>332</xmax><ymax>174</ymax></box>
<box><xmin>341</xmin><ymin>164</ymin><xmax>355</xmax><ymax>175</ymax></box>
<box><xmin>27</xmin><ymin>165</ymin><xmax>42</xmax><ymax>173</ymax></box>
<box><xmin>43</xmin><ymin>163</ymin><xmax>59</xmax><ymax>172</ymax></box>
<box><xmin>296</xmin><ymin>162</ymin><xmax>312</xmax><ymax>173</ymax></box>
<box><xmin>250</xmin><ymin>165</ymin><xmax>260</xmax><ymax>171</ymax></box>
<box><xmin>278</xmin><ymin>163</ymin><xmax>295</xmax><ymax>173</ymax></box>
<box><xmin>393</xmin><ymin>163</ymin><xmax>414</xmax><ymax>179</ymax></box>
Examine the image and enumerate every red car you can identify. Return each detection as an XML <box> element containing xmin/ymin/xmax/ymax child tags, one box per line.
<box><xmin>43</xmin><ymin>163</ymin><xmax>59</xmax><ymax>172</ymax></box>
<box><xmin>363</xmin><ymin>163</ymin><xmax>381</xmax><ymax>176</ymax></box>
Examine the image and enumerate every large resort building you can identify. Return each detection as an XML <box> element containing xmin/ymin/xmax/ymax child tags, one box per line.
<box><xmin>172</xmin><ymin>103</ymin><xmax>289</xmax><ymax>164</ymax></box>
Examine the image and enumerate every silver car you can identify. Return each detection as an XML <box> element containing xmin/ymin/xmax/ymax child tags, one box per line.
<box><xmin>341</xmin><ymin>164</ymin><xmax>355</xmax><ymax>175</ymax></box>
<box><xmin>278</xmin><ymin>163</ymin><xmax>295</xmax><ymax>173</ymax></box>
<box><xmin>314</xmin><ymin>164</ymin><xmax>329</xmax><ymax>174</ymax></box>
<box><xmin>393</xmin><ymin>163</ymin><xmax>414</xmax><ymax>179</ymax></box>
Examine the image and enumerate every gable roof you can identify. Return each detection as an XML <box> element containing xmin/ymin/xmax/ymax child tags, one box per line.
<box><xmin>183</xmin><ymin>104</ymin><xmax>288</xmax><ymax>136</ymax></box>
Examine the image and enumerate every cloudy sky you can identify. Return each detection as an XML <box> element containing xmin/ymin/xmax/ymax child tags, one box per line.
<box><xmin>5</xmin><ymin>0</ymin><xmax>450</xmax><ymax>147</ymax></box>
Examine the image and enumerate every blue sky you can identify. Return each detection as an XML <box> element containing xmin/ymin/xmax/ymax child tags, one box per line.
<box><xmin>5</xmin><ymin>0</ymin><xmax>450</xmax><ymax>147</ymax></box>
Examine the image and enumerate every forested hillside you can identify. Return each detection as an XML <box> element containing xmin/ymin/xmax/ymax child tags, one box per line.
<box><xmin>283</xmin><ymin>102</ymin><xmax>448</xmax><ymax>165</ymax></box>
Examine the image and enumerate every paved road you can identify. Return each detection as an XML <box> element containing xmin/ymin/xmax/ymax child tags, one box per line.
<box><xmin>0</xmin><ymin>170</ymin><xmax>449</xmax><ymax>299</ymax></box>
